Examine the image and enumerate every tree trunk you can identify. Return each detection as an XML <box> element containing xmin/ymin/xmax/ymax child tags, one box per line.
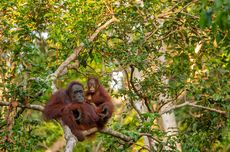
<box><xmin>158</xmin><ymin>44</ymin><xmax>181</xmax><ymax>151</ymax></box>
<box><xmin>132</xmin><ymin>68</ymin><xmax>153</xmax><ymax>151</ymax></box>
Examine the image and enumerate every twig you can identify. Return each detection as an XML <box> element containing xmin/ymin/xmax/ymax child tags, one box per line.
<box><xmin>130</xmin><ymin>65</ymin><xmax>152</xmax><ymax>112</ymax></box>
<box><xmin>166</xmin><ymin>0</ymin><xmax>183</xmax><ymax>13</ymax></box>
<box><xmin>94</xmin><ymin>140</ymin><xmax>102</xmax><ymax>152</ymax></box>
<box><xmin>157</xmin><ymin>29</ymin><xmax>178</xmax><ymax>41</ymax></box>
<box><xmin>139</xmin><ymin>133</ymin><xmax>161</xmax><ymax>143</ymax></box>
<box><xmin>157</xmin><ymin>0</ymin><xmax>198</xmax><ymax>18</ymax></box>
<box><xmin>180</xmin><ymin>12</ymin><xmax>199</xmax><ymax>19</ymax></box>
<box><xmin>157</xmin><ymin>89</ymin><xmax>188</xmax><ymax>112</ymax></box>
<box><xmin>160</xmin><ymin>101</ymin><xmax>227</xmax><ymax>115</ymax></box>
<box><xmin>124</xmin><ymin>69</ymin><xmax>144</xmax><ymax>121</ymax></box>
<box><xmin>100</xmin><ymin>128</ymin><xmax>133</xmax><ymax>142</ymax></box>
<box><xmin>144</xmin><ymin>27</ymin><xmax>160</xmax><ymax>41</ymax></box>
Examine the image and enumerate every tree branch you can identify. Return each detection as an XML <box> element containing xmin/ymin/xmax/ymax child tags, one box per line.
<box><xmin>0</xmin><ymin>100</ymin><xmax>44</xmax><ymax>112</ymax></box>
<box><xmin>66</xmin><ymin>127</ymin><xmax>134</xmax><ymax>143</ymax></box>
<box><xmin>100</xmin><ymin>128</ymin><xmax>133</xmax><ymax>142</ymax></box>
<box><xmin>0</xmin><ymin>100</ymin><xmax>159</xmax><ymax>150</ymax></box>
<box><xmin>124</xmin><ymin>69</ymin><xmax>144</xmax><ymax>121</ymax></box>
<box><xmin>49</xmin><ymin>16</ymin><xmax>118</xmax><ymax>92</ymax></box>
<box><xmin>157</xmin><ymin>0</ymin><xmax>198</xmax><ymax>18</ymax></box>
<box><xmin>159</xmin><ymin>101</ymin><xmax>227</xmax><ymax>115</ymax></box>
<box><xmin>130</xmin><ymin>65</ymin><xmax>152</xmax><ymax>112</ymax></box>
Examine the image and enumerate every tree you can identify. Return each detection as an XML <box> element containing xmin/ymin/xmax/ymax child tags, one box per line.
<box><xmin>0</xmin><ymin>0</ymin><xmax>229</xmax><ymax>152</ymax></box>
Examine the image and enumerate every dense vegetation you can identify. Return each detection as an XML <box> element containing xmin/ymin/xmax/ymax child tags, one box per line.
<box><xmin>0</xmin><ymin>0</ymin><xmax>229</xmax><ymax>152</ymax></box>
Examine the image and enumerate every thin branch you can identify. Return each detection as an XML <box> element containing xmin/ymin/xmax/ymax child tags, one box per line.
<box><xmin>157</xmin><ymin>0</ymin><xmax>198</xmax><ymax>18</ymax></box>
<box><xmin>130</xmin><ymin>65</ymin><xmax>152</xmax><ymax>112</ymax></box>
<box><xmin>144</xmin><ymin>27</ymin><xmax>160</xmax><ymax>41</ymax></box>
<box><xmin>180</xmin><ymin>12</ymin><xmax>199</xmax><ymax>19</ymax></box>
<box><xmin>157</xmin><ymin>29</ymin><xmax>178</xmax><ymax>41</ymax></box>
<box><xmin>177</xmin><ymin>0</ymin><xmax>198</xmax><ymax>14</ymax></box>
<box><xmin>124</xmin><ymin>69</ymin><xmax>144</xmax><ymax>121</ymax></box>
<box><xmin>157</xmin><ymin>89</ymin><xmax>188</xmax><ymax>112</ymax></box>
<box><xmin>0</xmin><ymin>101</ymin><xmax>44</xmax><ymax>112</ymax></box>
<box><xmin>166</xmin><ymin>0</ymin><xmax>183</xmax><ymax>13</ymax></box>
<box><xmin>139</xmin><ymin>133</ymin><xmax>161</xmax><ymax>143</ymax></box>
<box><xmin>94</xmin><ymin>140</ymin><xmax>102</xmax><ymax>152</ymax></box>
<box><xmin>100</xmin><ymin>128</ymin><xmax>133</xmax><ymax>142</ymax></box>
<box><xmin>160</xmin><ymin>101</ymin><xmax>227</xmax><ymax>115</ymax></box>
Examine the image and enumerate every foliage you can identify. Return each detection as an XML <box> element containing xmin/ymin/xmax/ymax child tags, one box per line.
<box><xmin>0</xmin><ymin>0</ymin><xmax>229</xmax><ymax>152</ymax></box>
<box><xmin>0</xmin><ymin>113</ymin><xmax>43</xmax><ymax>151</ymax></box>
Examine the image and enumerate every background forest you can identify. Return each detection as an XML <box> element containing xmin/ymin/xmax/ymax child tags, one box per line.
<box><xmin>0</xmin><ymin>0</ymin><xmax>229</xmax><ymax>152</ymax></box>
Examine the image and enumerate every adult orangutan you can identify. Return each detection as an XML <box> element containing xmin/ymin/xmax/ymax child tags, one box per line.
<box><xmin>85</xmin><ymin>77</ymin><xmax>114</xmax><ymax>128</ymax></box>
<box><xmin>43</xmin><ymin>81</ymin><xmax>100</xmax><ymax>141</ymax></box>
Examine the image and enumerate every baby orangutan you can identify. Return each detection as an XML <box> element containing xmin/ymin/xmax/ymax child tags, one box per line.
<box><xmin>85</xmin><ymin>77</ymin><xmax>114</xmax><ymax>129</ymax></box>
